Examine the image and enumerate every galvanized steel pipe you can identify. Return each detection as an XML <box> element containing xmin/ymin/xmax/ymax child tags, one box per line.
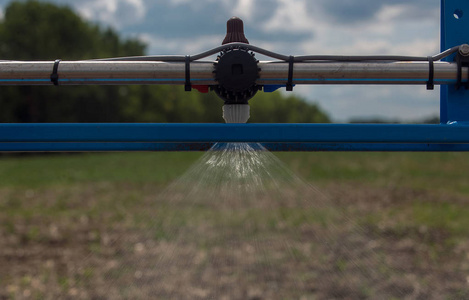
<box><xmin>0</xmin><ymin>60</ymin><xmax>465</xmax><ymax>85</ymax></box>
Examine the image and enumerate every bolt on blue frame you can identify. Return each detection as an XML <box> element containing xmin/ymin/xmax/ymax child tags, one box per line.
<box><xmin>0</xmin><ymin>0</ymin><xmax>467</xmax><ymax>152</ymax></box>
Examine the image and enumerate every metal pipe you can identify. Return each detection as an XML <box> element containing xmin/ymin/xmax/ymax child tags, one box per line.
<box><xmin>259</xmin><ymin>61</ymin><xmax>466</xmax><ymax>85</ymax></box>
<box><xmin>0</xmin><ymin>61</ymin><xmax>216</xmax><ymax>85</ymax></box>
<box><xmin>0</xmin><ymin>60</ymin><xmax>465</xmax><ymax>85</ymax></box>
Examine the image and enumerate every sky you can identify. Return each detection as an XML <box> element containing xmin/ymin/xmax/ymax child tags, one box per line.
<box><xmin>0</xmin><ymin>0</ymin><xmax>442</xmax><ymax>121</ymax></box>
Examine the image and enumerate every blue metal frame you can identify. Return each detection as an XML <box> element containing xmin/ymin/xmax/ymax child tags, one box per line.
<box><xmin>2</xmin><ymin>142</ymin><xmax>469</xmax><ymax>152</ymax></box>
<box><xmin>2</xmin><ymin>123</ymin><xmax>469</xmax><ymax>144</ymax></box>
<box><xmin>0</xmin><ymin>0</ymin><xmax>467</xmax><ymax>152</ymax></box>
<box><xmin>441</xmin><ymin>0</ymin><xmax>469</xmax><ymax>124</ymax></box>
<box><xmin>1</xmin><ymin>123</ymin><xmax>469</xmax><ymax>152</ymax></box>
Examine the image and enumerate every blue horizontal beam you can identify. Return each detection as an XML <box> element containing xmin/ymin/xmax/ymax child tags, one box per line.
<box><xmin>1</xmin><ymin>142</ymin><xmax>469</xmax><ymax>152</ymax></box>
<box><xmin>263</xmin><ymin>143</ymin><xmax>469</xmax><ymax>152</ymax></box>
<box><xmin>0</xmin><ymin>123</ymin><xmax>469</xmax><ymax>152</ymax></box>
<box><xmin>1</xmin><ymin>123</ymin><xmax>469</xmax><ymax>144</ymax></box>
<box><xmin>0</xmin><ymin>142</ymin><xmax>214</xmax><ymax>152</ymax></box>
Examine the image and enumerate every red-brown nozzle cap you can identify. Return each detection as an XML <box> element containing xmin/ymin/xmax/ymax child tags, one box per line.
<box><xmin>222</xmin><ymin>17</ymin><xmax>249</xmax><ymax>45</ymax></box>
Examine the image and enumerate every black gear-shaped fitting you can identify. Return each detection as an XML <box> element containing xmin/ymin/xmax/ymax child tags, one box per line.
<box><xmin>213</xmin><ymin>47</ymin><xmax>260</xmax><ymax>104</ymax></box>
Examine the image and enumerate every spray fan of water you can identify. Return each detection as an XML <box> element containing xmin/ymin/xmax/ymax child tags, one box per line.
<box><xmin>73</xmin><ymin>143</ymin><xmax>421</xmax><ymax>299</ymax></box>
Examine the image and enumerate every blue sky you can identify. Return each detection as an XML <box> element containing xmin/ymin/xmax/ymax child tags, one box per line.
<box><xmin>0</xmin><ymin>0</ymin><xmax>442</xmax><ymax>121</ymax></box>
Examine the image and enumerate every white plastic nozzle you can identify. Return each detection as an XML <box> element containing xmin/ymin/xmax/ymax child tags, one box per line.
<box><xmin>223</xmin><ymin>104</ymin><xmax>250</xmax><ymax>123</ymax></box>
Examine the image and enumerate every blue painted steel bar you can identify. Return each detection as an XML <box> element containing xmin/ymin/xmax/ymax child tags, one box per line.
<box><xmin>1</xmin><ymin>142</ymin><xmax>469</xmax><ymax>152</ymax></box>
<box><xmin>0</xmin><ymin>142</ymin><xmax>214</xmax><ymax>152</ymax></box>
<box><xmin>262</xmin><ymin>143</ymin><xmax>469</xmax><ymax>152</ymax></box>
<box><xmin>441</xmin><ymin>0</ymin><xmax>469</xmax><ymax>123</ymax></box>
<box><xmin>1</xmin><ymin>123</ymin><xmax>469</xmax><ymax>144</ymax></box>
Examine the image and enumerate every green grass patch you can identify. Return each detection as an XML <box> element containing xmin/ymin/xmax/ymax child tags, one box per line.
<box><xmin>0</xmin><ymin>152</ymin><xmax>202</xmax><ymax>188</ymax></box>
<box><xmin>277</xmin><ymin>152</ymin><xmax>469</xmax><ymax>195</ymax></box>
<box><xmin>0</xmin><ymin>151</ymin><xmax>468</xmax><ymax>195</ymax></box>
<box><xmin>360</xmin><ymin>199</ymin><xmax>469</xmax><ymax>251</ymax></box>
<box><xmin>410</xmin><ymin>202</ymin><xmax>469</xmax><ymax>236</ymax></box>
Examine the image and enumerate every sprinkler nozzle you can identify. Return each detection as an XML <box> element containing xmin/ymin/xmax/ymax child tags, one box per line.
<box><xmin>223</xmin><ymin>104</ymin><xmax>250</xmax><ymax>123</ymax></box>
<box><xmin>222</xmin><ymin>17</ymin><xmax>249</xmax><ymax>45</ymax></box>
<box><xmin>216</xmin><ymin>17</ymin><xmax>257</xmax><ymax>123</ymax></box>
<box><xmin>214</xmin><ymin>17</ymin><xmax>259</xmax><ymax>106</ymax></box>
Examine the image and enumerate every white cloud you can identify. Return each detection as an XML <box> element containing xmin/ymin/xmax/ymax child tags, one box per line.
<box><xmin>252</xmin><ymin>1</ymin><xmax>441</xmax><ymax>121</ymax></box>
<box><xmin>168</xmin><ymin>0</ymin><xmax>190</xmax><ymax>4</ymax></box>
<box><xmin>377</xmin><ymin>4</ymin><xmax>409</xmax><ymax>22</ymax></box>
<box><xmin>168</xmin><ymin>0</ymin><xmax>254</xmax><ymax>21</ymax></box>
<box><xmin>74</xmin><ymin>0</ymin><xmax>145</xmax><ymax>29</ymax></box>
<box><xmin>232</xmin><ymin>0</ymin><xmax>255</xmax><ymax>21</ymax></box>
<box><xmin>141</xmin><ymin>33</ymin><xmax>222</xmax><ymax>56</ymax></box>
<box><xmin>261</xmin><ymin>0</ymin><xmax>313</xmax><ymax>33</ymax></box>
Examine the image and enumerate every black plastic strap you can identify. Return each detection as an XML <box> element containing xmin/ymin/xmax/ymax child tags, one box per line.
<box><xmin>455</xmin><ymin>53</ymin><xmax>469</xmax><ymax>90</ymax></box>
<box><xmin>50</xmin><ymin>59</ymin><xmax>61</xmax><ymax>86</ymax></box>
<box><xmin>467</xmin><ymin>60</ymin><xmax>469</xmax><ymax>90</ymax></box>
<box><xmin>427</xmin><ymin>56</ymin><xmax>434</xmax><ymax>90</ymax></box>
<box><xmin>286</xmin><ymin>55</ymin><xmax>294</xmax><ymax>91</ymax></box>
<box><xmin>185</xmin><ymin>55</ymin><xmax>191</xmax><ymax>91</ymax></box>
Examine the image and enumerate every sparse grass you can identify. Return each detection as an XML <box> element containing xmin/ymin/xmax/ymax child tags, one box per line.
<box><xmin>367</xmin><ymin>201</ymin><xmax>469</xmax><ymax>245</ymax></box>
<box><xmin>410</xmin><ymin>202</ymin><xmax>469</xmax><ymax>235</ymax></box>
<box><xmin>0</xmin><ymin>152</ymin><xmax>469</xmax><ymax>194</ymax></box>
<box><xmin>277</xmin><ymin>152</ymin><xmax>469</xmax><ymax>195</ymax></box>
<box><xmin>2</xmin><ymin>151</ymin><xmax>469</xmax><ymax>242</ymax></box>
<box><xmin>0</xmin><ymin>152</ymin><xmax>202</xmax><ymax>188</ymax></box>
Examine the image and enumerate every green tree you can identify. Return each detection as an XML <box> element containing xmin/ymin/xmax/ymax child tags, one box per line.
<box><xmin>0</xmin><ymin>0</ymin><xmax>146</xmax><ymax>123</ymax></box>
<box><xmin>250</xmin><ymin>92</ymin><xmax>330</xmax><ymax>123</ymax></box>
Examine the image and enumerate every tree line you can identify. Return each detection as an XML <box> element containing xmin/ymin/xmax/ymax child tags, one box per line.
<box><xmin>0</xmin><ymin>0</ymin><xmax>330</xmax><ymax>123</ymax></box>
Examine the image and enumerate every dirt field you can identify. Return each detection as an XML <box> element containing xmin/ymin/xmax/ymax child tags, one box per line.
<box><xmin>1</xmin><ymin>151</ymin><xmax>469</xmax><ymax>299</ymax></box>
<box><xmin>1</xmin><ymin>184</ymin><xmax>469</xmax><ymax>299</ymax></box>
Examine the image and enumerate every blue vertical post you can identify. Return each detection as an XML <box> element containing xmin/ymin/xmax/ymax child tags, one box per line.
<box><xmin>441</xmin><ymin>0</ymin><xmax>469</xmax><ymax>124</ymax></box>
